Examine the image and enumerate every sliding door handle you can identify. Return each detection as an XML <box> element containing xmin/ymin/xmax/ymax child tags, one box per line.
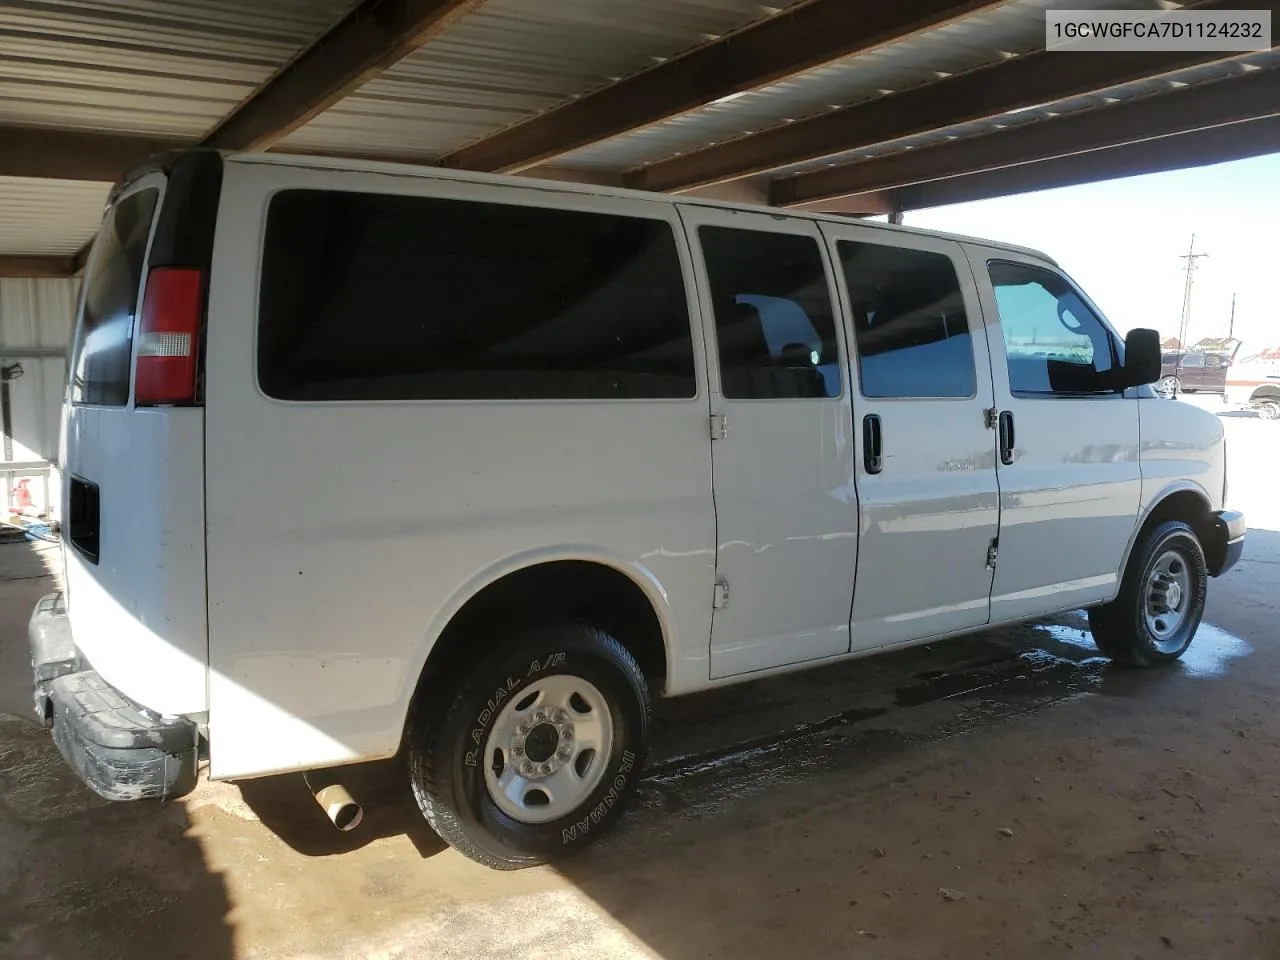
<box><xmin>863</xmin><ymin>414</ymin><xmax>883</xmax><ymax>475</ymax></box>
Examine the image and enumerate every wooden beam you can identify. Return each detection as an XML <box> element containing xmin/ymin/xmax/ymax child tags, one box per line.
<box><xmin>633</xmin><ymin>0</ymin><xmax>1280</xmax><ymax>193</ymax></box>
<box><xmin>888</xmin><ymin>115</ymin><xmax>1280</xmax><ymax>211</ymax></box>
<box><xmin>0</xmin><ymin>126</ymin><xmax>185</xmax><ymax>182</ymax></box>
<box><xmin>203</xmin><ymin>0</ymin><xmax>486</xmax><ymax>152</ymax></box>
<box><xmin>771</xmin><ymin>68</ymin><xmax>1280</xmax><ymax>206</ymax></box>
<box><xmin>799</xmin><ymin>192</ymin><xmax>896</xmax><ymax>216</ymax></box>
<box><xmin>0</xmin><ymin>256</ymin><xmax>77</xmax><ymax>278</ymax></box>
<box><xmin>436</xmin><ymin>0</ymin><xmax>1003</xmax><ymax>174</ymax></box>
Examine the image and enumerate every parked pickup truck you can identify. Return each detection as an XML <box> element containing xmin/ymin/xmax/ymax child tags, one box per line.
<box><xmin>31</xmin><ymin>150</ymin><xmax>1246</xmax><ymax>869</ymax></box>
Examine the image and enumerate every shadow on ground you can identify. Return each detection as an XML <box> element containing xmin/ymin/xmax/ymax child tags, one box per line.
<box><xmin>0</xmin><ymin>539</ymin><xmax>235</xmax><ymax>960</ymax></box>
<box><xmin>236</xmin><ymin>759</ymin><xmax>445</xmax><ymax>860</ymax></box>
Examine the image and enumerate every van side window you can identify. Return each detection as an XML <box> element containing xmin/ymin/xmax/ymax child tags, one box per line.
<box><xmin>837</xmin><ymin>241</ymin><xmax>976</xmax><ymax>399</ymax></box>
<box><xmin>258</xmin><ymin>190</ymin><xmax>695</xmax><ymax>401</ymax></box>
<box><xmin>988</xmin><ymin>261</ymin><xmax>1117</xmax><ymax>397</ymax></box>
<box><xmin>69</xmin><ymin>188</ymin><xmax>159</xmax><ymax>406</ymax></box>
<box><xmin>698</xmin><ymin>227</ymin><xmax>840</xmax><ymax>399</ymax></box>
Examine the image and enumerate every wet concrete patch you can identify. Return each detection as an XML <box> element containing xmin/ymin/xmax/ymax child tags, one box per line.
<box><xmin>628</xmin><ymin>613</ymin><xmax>1252</xmax><ymax>834</ymax></box>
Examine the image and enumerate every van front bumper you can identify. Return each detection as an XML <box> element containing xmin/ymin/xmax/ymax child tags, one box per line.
<box><xmin>1206</xmin><ymin>510</ymin><xmax>1246</xmax><ymax>577</ymax></box>
<box><xmin>29</xmin><ymin>593</ymin><xmax>199</xmax><ymax>801</ymax></box>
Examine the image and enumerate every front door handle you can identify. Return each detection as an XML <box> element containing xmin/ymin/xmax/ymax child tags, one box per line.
<box><xmin>863</xmin><ymin>414</ymin><xmax>883</xmax><ymax>475</ymax></box>
<box><xmin>998</xmin><ymin>410</ymin><xmax>1016</xmax><ymax>465</ymax></box>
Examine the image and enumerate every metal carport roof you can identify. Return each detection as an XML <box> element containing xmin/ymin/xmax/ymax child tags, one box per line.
<box><xmin>1</xmin><ymin>0</ymin><xmax>1277</xmax><ymax>274</ymax></box>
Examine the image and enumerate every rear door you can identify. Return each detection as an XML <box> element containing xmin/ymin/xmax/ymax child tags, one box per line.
<box><xmin>679</xmin><ymin>206</ymin><xmax>857</xmax><ymax>678</ymax></box>
<box><xmin>62</xmin><ymin>161</ymin><xmax>213</xmax><ymax>718</ymax></box>
<box><xmin>819</xmin><ymin>222</ymin><xmax>1000</xmax><ymax>649</ymax></box>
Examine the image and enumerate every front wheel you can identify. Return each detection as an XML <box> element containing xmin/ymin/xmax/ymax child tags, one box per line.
<box><xmin>1157</xmin><ymin>376</ymin><xmax>1180</xmax><ymax>398</ymax></box>
<box><xmin>407</xmin><ymin>622</ymin><xmax>650</xmax><ymax>869</ymax></box>
<box><xmin>1088</xmin><ymin>520</ymin><xmax>1207</xmax><ymax>666</ymax></box>
<box><xmin>1257</xmin><ymin>399</ymin><xmax>1280</xmax><ymax>421</ymax></box>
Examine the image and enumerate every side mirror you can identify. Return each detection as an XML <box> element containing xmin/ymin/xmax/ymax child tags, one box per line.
<box><xmin>1119</xmin><ymin>328</ymin><xmax>1161</xmax><ymax>388</ymax></box>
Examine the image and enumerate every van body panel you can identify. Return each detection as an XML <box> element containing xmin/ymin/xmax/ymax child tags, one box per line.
<box><xmin>966</xmin><ymin>247</ymin><xmax>1143</xmax><ymax>622</ymax></box>
<box><xmin>62</xmin><ymin>173</ymin><xmax>210</xmax><ymax>717</ymax></box>
<box><xmin>1136</xmin><ymin>397</ymin><xmax>1226</xmax><ymax>513</ymax></box>
<box><xmin>819</xmin><ymin>222</ymin><xmax>1000</xmax><ymax>650</ymax></box>
<box><xmin>203</xmin><ymin>161</ymin><xmax>715</xmax><ymax>778</ymax></box>
<box><xmin>677</xmin><ymin>206</ymin><xmax>857</xmax><ymax>679</ymax></box>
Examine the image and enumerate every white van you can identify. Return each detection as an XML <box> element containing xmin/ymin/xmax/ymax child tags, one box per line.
<box><xmin>31</xmin><ymin>151</ymin><xmax>1245</xmax><ymax>868</ymax></box>
<box><xmin>1225</xmin><ymin>347</ymin><xmax>1280</xmax><ymax>420</ymax></box>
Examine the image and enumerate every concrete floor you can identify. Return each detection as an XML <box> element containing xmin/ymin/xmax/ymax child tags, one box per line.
<box><xmin>1</xmin><ymin>410</ymin><xmax>1277</xmax><ymax>960</ymax></box>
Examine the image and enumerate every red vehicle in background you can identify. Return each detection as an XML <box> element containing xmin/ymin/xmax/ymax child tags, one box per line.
<box><xmin>1158</xmin><ymin>338</ymin><xmax>1241</xmax><ymax>399</ymax></box>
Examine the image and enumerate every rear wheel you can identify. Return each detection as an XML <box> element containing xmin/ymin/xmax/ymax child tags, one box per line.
<box><xmin>1257</xmin><ymin>398</ymin><xmax>1280</xmax><ymax>421</ymax></box>
<box><xmin>1088</xmin><ymin>520</ymin><xmax>1207</xmax><ymax>666</ymax></box>
<box><xmin>407</xmin><ymin>622</ymin><xmax>650</xmax><ymax>869</ymax></box>
<box><xmin>1157</xmin><ymin>376</ymin><xmax>1180</xmax><ymax>398</ymax></box>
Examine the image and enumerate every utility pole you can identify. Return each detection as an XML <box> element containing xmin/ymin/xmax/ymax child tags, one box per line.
<box><xmin>1228</xmin><ymin>292</ymin><xmax>1236</xmax><ymax>340</ymax></box>
<box><xmin>1178</xmin><ymin>234</ymin><xmax>1208</xmax><ymax>350</ymax></box>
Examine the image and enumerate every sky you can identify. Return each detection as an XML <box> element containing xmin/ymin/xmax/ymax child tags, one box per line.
<box><xmin>902</xmin><ymin>152</ymin><xmax>1280</xmax><ymax>352</ymax></box>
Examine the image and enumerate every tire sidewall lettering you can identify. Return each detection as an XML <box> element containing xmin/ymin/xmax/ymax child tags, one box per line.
<box><xmin>560</xmin><ymin>749</ymin><xmax>636</xmax><ymax>846</ymax></box>
<box><xmin>458</xmin><ymin>647</ymin><xmax>641</xmax><ymax>847</ymax></box>
<box><xmin>463</xmin><ymin>651</ymin><xmax>566</xmax><ymax>767</ymax></box>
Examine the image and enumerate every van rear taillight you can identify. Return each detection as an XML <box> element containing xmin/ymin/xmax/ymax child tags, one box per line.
<box><xmin>135</xmin><ymin>267</ymin><xmax>202</xmax><ymax>406</ymax></box>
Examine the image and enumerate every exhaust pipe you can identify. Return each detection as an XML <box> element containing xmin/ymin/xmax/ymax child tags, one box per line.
<box><xmin>304</xmin><ymin>773</ymin><xmax>363</xmax><ymax>831</ymax></box>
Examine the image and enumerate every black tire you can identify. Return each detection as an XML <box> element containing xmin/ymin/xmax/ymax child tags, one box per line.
<box><xmin>1088</xmin><ymin>520</ymin><xmax>1207</xmax><ymax>666</ymax></box>
<box><xmin>1257</xmin><ymin>399</ymin><xmax>1280</xmax><ymax>421</ymax></box>
<box><xmin>407</xmin><ymin>622</ymin><xmax>650</xmax><ymax>869</ymax></box>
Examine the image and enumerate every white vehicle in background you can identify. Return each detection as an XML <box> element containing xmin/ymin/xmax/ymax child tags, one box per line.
<box><xmin>1226</xmin><ymin>347</ymin><xmax>1280</xmax><ymax>420</ymax></box>
<box><xmin>31</xmin><ymin>150</ymin><xmax>1245</xmax><ymax>870</ymax></box>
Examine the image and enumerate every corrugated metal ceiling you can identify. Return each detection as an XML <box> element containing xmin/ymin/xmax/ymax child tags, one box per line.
<box><xmin>1</xmin><ymin>0</ymin><xmax>1276</xmax><ymax>260</ymax></box>
<box><xmin>0</xmin><ymin>0</ymin><xmax>358</xmax><ymax>137</ymax></box>
<box><xmin>280</xmin><ymin>0</ymin><xmax>802</xmax><ymax>158</ymax></box>
<box><xmin>558</xmin><ymin>0</ymin><xmax>1180</xmax><ymax>171</ymax></box>
<box><xmin>0</xmin><ymin>177</ymin><xmax>109</xmax><ymax>256</ymax></box>
<box><xmin>769</xmin><ymin>50</ymin><xmax>1280</xmax><ymax>181</ymax></box>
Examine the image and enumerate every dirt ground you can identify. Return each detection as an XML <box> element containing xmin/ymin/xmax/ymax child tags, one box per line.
<box><xmin>1</xmin><ymin>411</ymin><xmax>1277</xmax><ymax>960</ymax></box>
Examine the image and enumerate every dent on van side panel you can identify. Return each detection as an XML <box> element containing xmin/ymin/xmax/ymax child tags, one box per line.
<box><xmin>202</xmin><ymin>162</ymin><xmax>716</xmax><ymax>780</ymax></box>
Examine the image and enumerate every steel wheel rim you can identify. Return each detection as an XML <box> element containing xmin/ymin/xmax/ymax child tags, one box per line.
<box><xmin>1259</xmin><ymin>401</ymin><xmax>1280</xmax><ymax>420</ymax></box>
<box><xmin>1145</xmin><ymin>548</ymin><xmax>1193</xmax><ymax>652</ymax></box>
<box><xmin>482</xmin><ymin>674</ymin><xmax>614</xmax><ymax>824</ymax></box>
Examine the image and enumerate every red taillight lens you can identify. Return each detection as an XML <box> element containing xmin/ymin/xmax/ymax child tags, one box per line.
<box><xmin>135</xmin><ymin>267</ymin><xmax>202</xmax><ymax>405</ymax></box>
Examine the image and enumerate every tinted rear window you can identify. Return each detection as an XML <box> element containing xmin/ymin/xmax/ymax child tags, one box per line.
<box><xmin>69</xmin><ymin>188</ymin><xmax>159</xmax><ymax>406</ymax></box>
<box><xmin>258</xmin><ymin>190</ymin><xmax>695</xmax><ymax>401</ymax></box>
<box><xmin>698</xmin><ymin>227</ymin><xmax>841</xmax><ymax>400</ymax></box>
<box><xmin>837</xmin><ymin>241</ymin><xmax>976</xmax><ymax>399</ymax></box>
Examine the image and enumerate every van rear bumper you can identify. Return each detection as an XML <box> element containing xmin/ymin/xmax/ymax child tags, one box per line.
<box><xmin>29</xmin><ymin>592</ymin><xmax>199</xmax><ymax>801</ymax></box>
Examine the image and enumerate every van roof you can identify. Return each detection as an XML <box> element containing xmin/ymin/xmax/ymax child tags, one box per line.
<box><xmin>226</xmin><ymin>151</ymin><xmax>1056</xmax><ymax>266</ymax></box>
